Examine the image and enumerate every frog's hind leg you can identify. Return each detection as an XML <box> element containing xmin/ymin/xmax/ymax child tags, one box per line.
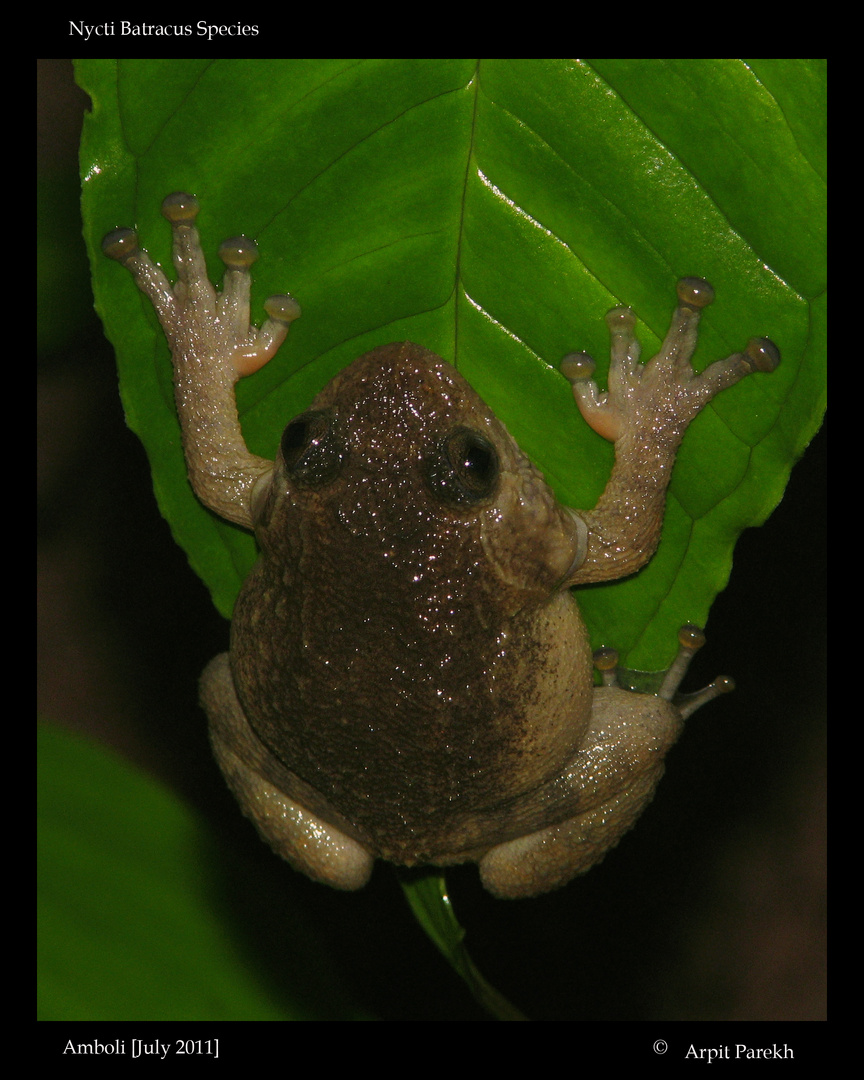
<box><xmin>479</xmin><ymin>771</ymin><xmax>663</xmax><ymax>899</ymax></box>
<box><xmin>201</xmin><ymin>654</ymin><xmax>374</xmax><ymax>890</ymax></box>
<box><xmin>479</xmin><ymin>626</ymin><xmax>734</xmax><ymax>899</ymax></box>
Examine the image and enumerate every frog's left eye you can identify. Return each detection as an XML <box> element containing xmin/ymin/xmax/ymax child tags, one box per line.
<box><xmin>424</xmin><ymin>427</ymin><xmax>499</xmax><ymax>506</ymax></box>
<box><xmin>280</xmin><ymin>409</ymin><xmax>346</xmax><ymax>487</ymax></box>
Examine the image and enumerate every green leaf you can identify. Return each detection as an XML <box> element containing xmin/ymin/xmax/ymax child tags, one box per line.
<box><xmin>77</xmin><ymin>58</ymin><xmax>825</xmax><ymax>669</ymax></box>
<box><xmin>74</xmin><ymin>60</ymin><xmax>825</xmax><ymax>1016</ymax></box>
<box><xmin>401</xmin><ymin>873</ymin><xmax>528</xmax><ymax>1021</ymax></box>
<box><xmin>37</xmin><ymin>724</ymin><xmax>371</xmax><ymax>1020</ymax></box>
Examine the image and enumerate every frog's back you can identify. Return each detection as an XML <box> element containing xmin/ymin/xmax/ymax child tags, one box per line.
<box><xmin>231</xmin><ymin>554</ymin><xmax>591</xmax><ymax>861</ymax></box>
<box><xmin>229</xmin><ymin>344</ymin><xmax>592</xmax><ymax>860</ymax></box>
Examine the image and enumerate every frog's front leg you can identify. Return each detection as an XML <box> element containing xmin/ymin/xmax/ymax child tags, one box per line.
<box><xmin>560</xmin><ymin>279</ymin><xmax>779</xmax><ymax>585</ymax></box>
<box><xmin>102</xmin><ymin>192</ymin><xmax>300</xmax><ymax>528</ymax></box>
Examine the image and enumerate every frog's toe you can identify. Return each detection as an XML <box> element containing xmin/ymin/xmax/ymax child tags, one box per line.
<box><xmin>657</xmin><ymin>625</ymin><xmax>735</xmax><ymax>720</ymax></box>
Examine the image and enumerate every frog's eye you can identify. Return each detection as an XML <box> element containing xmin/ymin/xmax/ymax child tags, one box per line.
<box><xmin>280</xmin><ymin>410</ymin><xmax>345</xmax><ymax>487</ymax></box>
<box><xmin>424</xmin><ymin>427</ymin><xmax>499</xmax><ymax>506</ymax></box>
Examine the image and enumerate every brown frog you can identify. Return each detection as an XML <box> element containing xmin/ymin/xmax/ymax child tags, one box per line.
<box><xmin>103</xmin><ymin>193</ymin><xmax>778</xmax><ymax>898</ymax></box>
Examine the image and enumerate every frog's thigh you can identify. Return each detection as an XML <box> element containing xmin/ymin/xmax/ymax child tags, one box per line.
<box><xmin>480</xmin><ymin>772</ymin><xmax>663</xmax><ymax>899</ymax></box>
<box><xmin>201</xmin><ymin>654</ymin><xmax>374</xmax><ymax>890</ymax></box>
<box><xmin>480</xmin><ymin>689</ymin><xmax>682</xmax><ymax>899</ymax></box>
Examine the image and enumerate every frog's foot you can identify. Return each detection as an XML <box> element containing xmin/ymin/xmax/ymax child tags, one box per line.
<box><xmin>201</xmin><ymin>654</ymin><xmax>374</xmax><ymax>890</ymax></box>
<box><xmin>595</xmin><ymin>623</ymin><xmax>735</xmax><ymax>720</ymax></box>
<box><xmin>103</xmin><ymin>194</ymin><xmax>302</xmax><ymax>528</ymax></box>
<box><xmin>479</xmin><ymin>626</ymin><xmax>732</xmax><ymax>899</ymax></box>
<box><xmin>560</xmin><ymin>278</ymin><xmax>780</xmax><ymax>445</ymax></box>
<box><xmin>102</xmin><ymin>192</ymin><xmax>301</xmax><ymax>382</ymax></box>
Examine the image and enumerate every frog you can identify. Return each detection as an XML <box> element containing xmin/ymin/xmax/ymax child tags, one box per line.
<box><xmin>102</xmin><ymin>193</ymin><xmax>779</xmax><ymax>899</ymax></box>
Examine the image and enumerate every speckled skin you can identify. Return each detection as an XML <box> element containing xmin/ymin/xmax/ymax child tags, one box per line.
<box><xmin>104</xmin><ymin>195</ymin><xmax>778</xmax><ymax>898</ymax></box>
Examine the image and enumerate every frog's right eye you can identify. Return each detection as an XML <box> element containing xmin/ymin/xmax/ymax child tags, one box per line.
<box><xmin>280</xmin><ymin>410</ymin><xmax>346</xmax><ymax>487</ymax></box>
